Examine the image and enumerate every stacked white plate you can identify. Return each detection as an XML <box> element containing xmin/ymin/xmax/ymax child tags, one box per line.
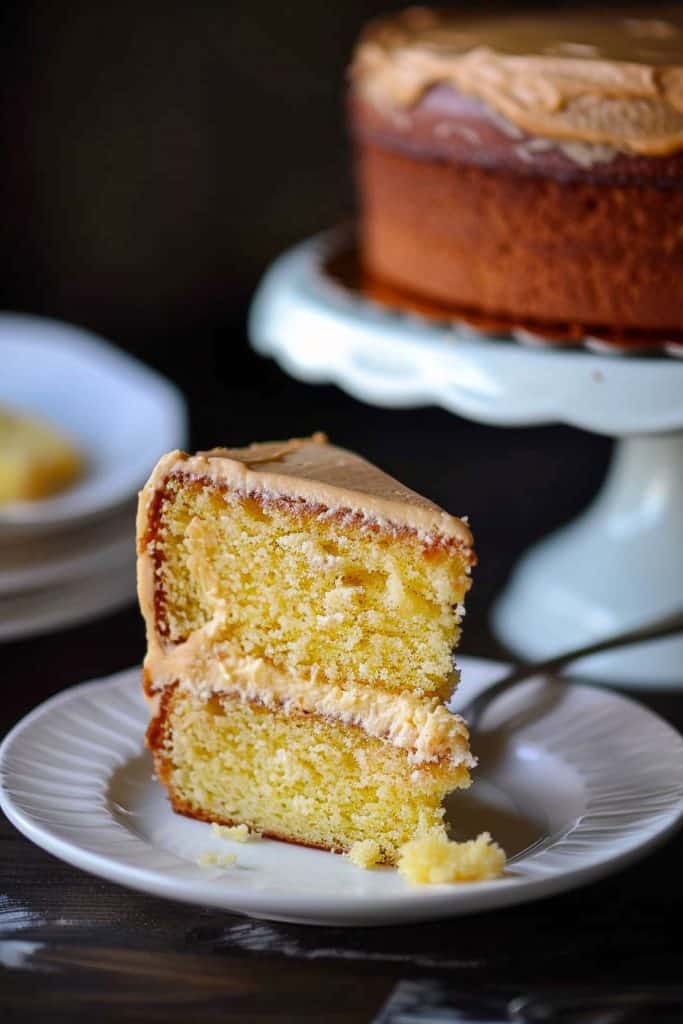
<box><xmin>0</xmin><ymin>313</ymin><xmax>187</xmax><ymax>641</ymax></box>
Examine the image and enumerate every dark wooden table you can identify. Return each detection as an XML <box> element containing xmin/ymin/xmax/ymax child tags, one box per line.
<box><xmin>2</xmin><ymin>373</ymin><xmax>682</xmax><ymax>1022</ymax></box>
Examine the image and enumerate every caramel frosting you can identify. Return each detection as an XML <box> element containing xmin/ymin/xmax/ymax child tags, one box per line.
<box><xmin>143</xmin><ymin>633</ymin><xmax>474</xmax><ymax>768</ymax></box>
<box><xmin>137</xmin><ymin>435</ymin><xmax>473</xmax><ymax>548</ymax></box>
<box><xmin>351</xmin><ymin>7</ymin><xmax>683</xmax><ymax>155</ymax></box>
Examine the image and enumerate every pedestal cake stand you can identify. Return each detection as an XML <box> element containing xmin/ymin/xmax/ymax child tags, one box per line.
<box><xmin>248</xmin><ymin>231</ymin><xmax>683</xmax><ymax>688</ymax></box>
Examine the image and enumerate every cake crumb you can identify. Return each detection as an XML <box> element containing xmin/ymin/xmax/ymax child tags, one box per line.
<box><xmin>347</xmin><ymin>839</ymin><xmax>383</xmax><ymax>869</ymax></box>
<box><xmin>397</xmin><ymin>830</ymin><xmax>506</xmax><ymax>885</ymax></box>
<box><xmin>211</xmin><ymin>823</ymin><xmax>257</xmax><ymax>843</ymax></box>
<box><xmin>197</xmin><ymin>850</ymin><xmax>237</xmax><ymax>868</ymax></box>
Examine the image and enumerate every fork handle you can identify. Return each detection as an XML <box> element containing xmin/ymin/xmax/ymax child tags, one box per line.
<box><xmin>464</xmin><ymin>607</ymin><xmax>683</xmax><ymax>727</ymax></box>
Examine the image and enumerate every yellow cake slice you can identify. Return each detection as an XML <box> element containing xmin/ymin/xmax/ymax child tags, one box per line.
<box><xmin>137</xmin><ymin>434</ymin><xmax>476</xmax><ymax>863</ymax></box>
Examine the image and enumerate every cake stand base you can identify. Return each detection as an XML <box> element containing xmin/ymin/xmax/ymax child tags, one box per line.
<box><xmin>493</xmin><ymin>433</ymin><xmax>683</xmax><ymax>687</ymax></box>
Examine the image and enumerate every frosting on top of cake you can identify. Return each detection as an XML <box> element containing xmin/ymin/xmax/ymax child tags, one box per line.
<box><xmin>351</xmin><ymin>7</ymin><xmax>683</xmax><ymax>155</ymax></box>
<box><xmin>139</xmin><ymin>435</ymin><xmax>473</xmax><ymax>547</ymax></box>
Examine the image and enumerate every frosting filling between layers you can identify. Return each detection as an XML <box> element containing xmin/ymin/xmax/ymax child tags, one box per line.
<box><xmin>144</xmin><ymin>632</ymin><xmax>474</xmax><ymax>768</ymax></box>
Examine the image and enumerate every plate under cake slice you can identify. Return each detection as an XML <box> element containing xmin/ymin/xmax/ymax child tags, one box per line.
<box><xmin>137</xmin><ymin>434</ymin><xmax>476</xmax><ymax>863</ymax></box>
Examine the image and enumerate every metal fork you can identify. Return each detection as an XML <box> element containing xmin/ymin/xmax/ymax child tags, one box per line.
<box><xmin>460</xmin><ymin>608</ymin><xmax>683</xmax><ymax>731</ymax></box>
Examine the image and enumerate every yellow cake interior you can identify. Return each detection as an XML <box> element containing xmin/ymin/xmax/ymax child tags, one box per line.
<box><xmin>154</xmin><ymin>477</ymin><xmax>471</xmax><ymax>698</ymax></box>
<box><xmin>157</xmin><ymin>688</ymin><xmax>471</xmax><ymax>864</ymax></box>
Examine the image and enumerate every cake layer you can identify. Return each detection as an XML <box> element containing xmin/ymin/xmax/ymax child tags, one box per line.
<box><xmin>138</xmin><ymin>440</ymin><xmax>474</xmax><ymax>698</ymax></box>
<box><xmin>356</xmin><ymin>141</ymin><xmax>683</xmax><ymax>332</ymax></box>
<box><xmin>149</xmin><ymin>686</ymin><xmax>471</xmax><ymax>863</ymax></box>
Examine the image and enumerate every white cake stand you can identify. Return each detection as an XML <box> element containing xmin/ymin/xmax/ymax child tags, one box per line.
<box><xmin>248</xmin><ymin>231</ymin><xmax>683</xmax><ymax>688</ymax></box>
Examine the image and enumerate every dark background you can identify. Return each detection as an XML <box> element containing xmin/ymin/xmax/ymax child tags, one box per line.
<box><xmin>0</xmin><ymin>0</ymin><xmax>613</xmax><ymax>660</ymax></box>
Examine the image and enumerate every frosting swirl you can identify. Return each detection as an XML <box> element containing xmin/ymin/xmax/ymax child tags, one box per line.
<box><xmin>351</xmin><ymin>7</ymin><xmax>683</xmax><ymax>156</ymax></box>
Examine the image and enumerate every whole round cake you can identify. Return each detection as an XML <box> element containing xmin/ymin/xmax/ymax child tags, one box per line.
<box><xmin>348</xmin><ymin>7</ymin><xmax>683</xmax><ymax>336</ymax></box>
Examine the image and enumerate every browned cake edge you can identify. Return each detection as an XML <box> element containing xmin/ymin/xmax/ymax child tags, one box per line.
<box><xmin>354</xmin><ymin>139</ymin><xmax>683</xmax><ymax>333</ymax></box>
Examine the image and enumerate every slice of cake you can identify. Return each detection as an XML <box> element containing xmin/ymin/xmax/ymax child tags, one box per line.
<box><xmin>137</xmin><ymin>434</ymin><xmax>476</xmax><ymax>863</ymax></box>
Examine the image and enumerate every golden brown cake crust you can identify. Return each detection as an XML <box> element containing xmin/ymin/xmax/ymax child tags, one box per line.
<box><xmin>355</xmin><ymin>140</ymin><xmax>683</xmax><ymax>333</ymax></box>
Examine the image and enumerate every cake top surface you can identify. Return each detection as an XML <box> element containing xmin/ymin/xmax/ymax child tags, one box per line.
<box><xmin>351</xmin><ymin>6</ymin><xmax>683</xmax><ymax>155</ymax></box>
<box><xmin>141</xmin><ymin>434</ymin><xmax>473</xmax><ymax>547</ymax></box>
<box><xmin>356</xmin><ymin>8</ymin><xmax>683</xmax><ymax>65</ymax></box>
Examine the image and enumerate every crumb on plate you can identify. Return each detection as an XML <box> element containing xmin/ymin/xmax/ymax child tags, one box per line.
<box><xmin>346</xmin><ymin>838</ymin><xmax>383</xmax><ymax>869</ymax></box>
<box><xmin>397</xmin><ymin>829</ymin><xmax>506</xmax><ymax>885</ymax></box>
<box><xmin>211</xmin><ymin>823</ymin><xmax>259</xmax><ymax>842</ymax></box>
<box><xmin>197</xmin><ymin>850</ymin><xmax>237</xmax><ymax>868</ymax></box>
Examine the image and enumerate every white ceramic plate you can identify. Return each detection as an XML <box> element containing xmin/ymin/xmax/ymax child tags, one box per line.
<box><xmin>2</xmin><ymin>657</ymin><xmax>681</xmax><ymax>925</ymax></box>
<box><xmin>0</xmin><ymin>313</ymin><xmax>187</xmax><ymax>534</ymax></box>
<box><xmin>0</xmin><ymin>502</ymin><xmax>135</xmax><ymax>596</ymax></box>
<box><xmin>0</xmin><ymin>556</ymin><xmax>136</xmax><ymax>642</ymax></box>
